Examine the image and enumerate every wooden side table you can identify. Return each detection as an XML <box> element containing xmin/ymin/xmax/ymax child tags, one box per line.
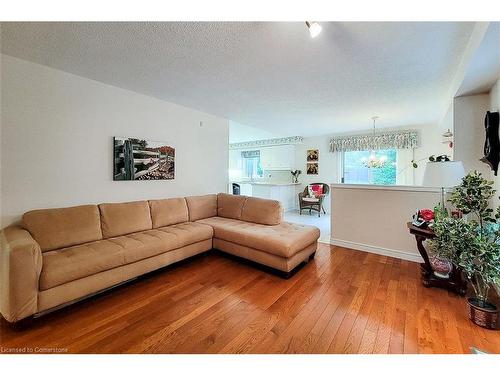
<box><xmin>407</xmin><ymin>222</ymin><xmax>467</xmax><ymax>295</ymax></box>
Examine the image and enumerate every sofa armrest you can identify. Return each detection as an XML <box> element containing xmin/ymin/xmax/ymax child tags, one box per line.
<box><xmin>0</xmin><ymin>226</ymin><xmax>42</xmax><ymax>323</ymax></box>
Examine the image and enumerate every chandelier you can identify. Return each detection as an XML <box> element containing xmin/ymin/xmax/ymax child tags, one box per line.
<box><xmin>362</xmin><ymin>152</ymin><xmax>388</xmax><ymax>168</ymax></box>
<box><xmin>361</xmin><ymin>116</ymin><xmax>388</xmax><ymax>169</ymax></box>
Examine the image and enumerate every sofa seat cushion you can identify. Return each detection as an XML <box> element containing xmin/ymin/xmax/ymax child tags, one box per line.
<box><xmin>112</xmin><ymin>222</ymin><xmax>213</xmax><ymax>264</ymax></box>
<box><xmin>302</xmin><ymin>197</ymin><xmax>320</xmax><ymax>202</ymax></box>
<box><xmin>196</xmin><ymin>217</ymin><xmax>319</xmax><ymax>258</ymax></box>
<box><xmin>40</xmin><ymin>240</ymin><xmax>125</xmax><ymax>291</ymax></box>
<box><xmin>40</xmin><ymin>222</ymin><xmax>213</xmax><ymax>290</ymax></box>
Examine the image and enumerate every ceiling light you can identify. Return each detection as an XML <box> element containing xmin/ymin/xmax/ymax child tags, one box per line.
<box><xmin>305</xmin><ymin>21</ymin><xmax>322</xmax><ymax>38</ymax></box>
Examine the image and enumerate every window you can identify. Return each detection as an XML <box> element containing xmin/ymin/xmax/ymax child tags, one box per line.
<box><xmin>241</xmin><ymin>150</ymin><xmax>263</xmax><ymax>179</ymax></box>
<box><xmin>342</xmin><ymin>149</ymin><xmax>397</xmax><ymax>185</ymax></box>
<box><xmin>243</xmin><ymin>157</ymin><xmax>263</xmax><ymax>179</ymax></box>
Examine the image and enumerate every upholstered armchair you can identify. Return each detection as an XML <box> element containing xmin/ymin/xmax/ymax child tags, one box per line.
<box><xmin>298</xmin><ymin>183</ymin><xmax>330</xmax><ymax>217</ymax></box>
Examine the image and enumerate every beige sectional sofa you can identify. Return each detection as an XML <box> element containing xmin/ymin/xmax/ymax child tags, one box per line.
<box><xmin>0</xmin><ymin>193</ymin><xmax>319</xmax><ymax>323</ymax></box>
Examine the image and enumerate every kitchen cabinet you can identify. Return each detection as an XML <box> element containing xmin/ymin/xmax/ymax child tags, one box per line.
<box><xmin>239</xmin><ymin>183</ymin><xmax>253</xmax><ymax>196</ymax></box>
<box><xmin>250</xmin><ymin>183</ymin><xmax>301</xmax><ymax>211</ymax></box>
<box><xmin>228</xmin><ymin>144</ymin><xmax>296</xmax><ymax>184</ymax></box>
<box><xmin>260</xmin><ymin>145</ymin><xmax>295</xmax><ymax>170</ymax></box>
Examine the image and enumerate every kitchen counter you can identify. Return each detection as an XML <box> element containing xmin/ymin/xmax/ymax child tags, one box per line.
<box><xmin>231</xmin><ymin>181</ymin><xmax>301</xmax><ymax>186</ymax></box>
<box><xmin>329</xmin><ymin>183</ymin><xmax>442</xmax><ymax>192</ymax></box>
<box><xmin>229</xmin><ymin>181</ymin><xmax>302</xmax><ymax>211</ymax></box>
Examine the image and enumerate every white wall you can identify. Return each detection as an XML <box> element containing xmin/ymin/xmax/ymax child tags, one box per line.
<box><xmin>1</xmin><ymin>55</ymin><xmax>229</xmax><ymax>227</ymax></box>
<box><xmin>491</xmin><ymin>80</ymin><xmax>500</xmax><ymax>111</ymax></box>
<box><xmin>412</xmin><ymin>123</ymin><xmax>452</xmax><ymax>184</ymax></box>
<box><xmin>437</xmin><ymin>103</ymin><xmax>454</xmax><ymax>159</ymax></box>
<box><xmin>331</xmin><ymin>184</ymin><xmax>443</xmax><ymax>262</ymax></box>
<box><xmin>453</xmin><ymin>94</ymin><xmax>492</xmax><ymax>177</ymax></box>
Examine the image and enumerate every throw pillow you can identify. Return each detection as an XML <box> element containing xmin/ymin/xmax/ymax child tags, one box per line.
<box><xmin>308</xmin><ymin>184</ymin><xmax>323</xmax><ymax>197</ymax></box>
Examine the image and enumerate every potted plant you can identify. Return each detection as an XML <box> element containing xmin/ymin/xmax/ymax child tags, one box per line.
<box><xmin>429</xmin><ymin>171</ymin><xmax>500</xmax><ymax>329</ymax></box>
<box><xmin>291</xmin><ymin>170</ymin><xmax>301</xmax><ymax>183</ymax></box>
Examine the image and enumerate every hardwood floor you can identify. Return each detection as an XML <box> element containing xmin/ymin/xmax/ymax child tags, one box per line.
<box><xmin>1</xmin><ymin>244</ymin><xmax>498</xmax><ymax>354</ymax></box>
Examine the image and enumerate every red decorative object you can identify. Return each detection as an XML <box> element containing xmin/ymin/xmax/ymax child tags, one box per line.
<box><xmin>310</xmin><ymin>184</ymin><xmax>323</xmax><ymax>197</ymax></box>
<box><xmin>419</xmin><ymin>209</ymin><xmax>434</xmax><ymax>222</ymax></box>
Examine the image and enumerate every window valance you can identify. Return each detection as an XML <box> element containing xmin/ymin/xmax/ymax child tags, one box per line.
<box><xmin>329</xmin><ymin>130</ymin><xmax>419</xmax><ymax>152</ymax></box>
<box><xmin>241</xmin><ymin>150</ymin><xmax>260</xmax><ymax>158</ymax></box>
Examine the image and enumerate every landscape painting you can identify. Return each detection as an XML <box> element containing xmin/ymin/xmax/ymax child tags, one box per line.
<box><xmin>113</xmin><ymin>137</ymin><xmax>175</xmax><ymax>180</ymax></box>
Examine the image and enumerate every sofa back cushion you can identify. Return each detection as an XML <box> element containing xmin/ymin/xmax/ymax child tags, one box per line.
<box><xmin>149</xmin><ymin>198</ymin><xmax>189</xmax><ymax>228</ymax></box>
<box><xmin>99</xmin><ymin>201</ymin><xmax>152</xmax><ymax>238</ymax></box>
<box><xmin>217</xmin><ymin>193</ymin><xmax>247</xmax><ymax>220</ymax></box>
<box><xmin>241</xmin><ymin>197</ymin><xmax>283</xmax><ymax>225</ymax></box>
<box><xmin>22</xmin><ymin>205</ymin><xmax>103</xmax><ymax>252</ymax></box>
<box><xmin>186</xmin><ymin>194</ymin><xmax>217</xmax><ymax>221</ymax></box>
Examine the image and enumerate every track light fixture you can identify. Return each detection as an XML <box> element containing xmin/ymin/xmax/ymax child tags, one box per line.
<box><xmin>305</xmin><ymin>21</ymin><xmax>322</xmax><ymax>38</ymax></box>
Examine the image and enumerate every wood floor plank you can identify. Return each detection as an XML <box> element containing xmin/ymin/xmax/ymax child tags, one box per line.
<box><xmin>372</xmin><ymin>279</ymin><xmax>398</xmax><ymax>354</ymax></box>
<box><xmin>327</xmin><ymin>261</ymin><xmax>376</xmax><ymax>353</ymax></box>
<box><xmin>1</xmin><ymin>245</ymin><xmax>498</xmax><ymax>354</ymax></box>
<box><xmin>342</xmin><ymin>260</ymin><xmax>386</xmax><ymax>353</ymax></box>
<box><xmin>296</xmin><ymin>290</ymin><xmax>345</xmax><ymax>353</ymax></box>
<box><xmin>311</xmin><ymin>286</ymin><xmax>358</xmax><ymax>353</ymax></box>
<box><xmin>244</xmin><ymin>249</ymin><xmax>337</xmax><ymax>353</ymax></box>
<box><xmin>218</xmin><ymin>309</ymin><xmax>280</xmax><ymax>353</ymax></box>
<box><xmin>267</xmin><ymin>269</ymin><xmax>342</xmax><ymax>353</ymax></box>
<box><xmin>403</xmin><ymin>276</ymin><xmax>419</xmax><ymax>354</ymax></box>
<box><xmin>175</xmin><ymin>300</ymin><xmax>261</xmax><ymax>354</ymax></box>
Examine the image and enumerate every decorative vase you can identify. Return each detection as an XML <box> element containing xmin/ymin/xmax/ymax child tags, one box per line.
<box><xmin>467</xmin><ymin>298</ymin><xmax>498</xmax><ymax>330</ymax></box>
<box><xmin>430</xmin><ymin>256</ymin><xmax>453</xmax><ymax>279</ymax></box>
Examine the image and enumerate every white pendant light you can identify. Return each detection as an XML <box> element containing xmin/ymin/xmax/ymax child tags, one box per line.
<box><xmin>305</xmin><ymin>21</ymin><xmax>322</xmax><ymax>38</ymax></box>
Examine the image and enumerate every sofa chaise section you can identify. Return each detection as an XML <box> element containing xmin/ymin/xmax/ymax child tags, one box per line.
<box><xmin>198</xmin><ymin>194</ymin><xmax>320</xmax><ymax>276</ymax></box>
<box><xmin>198</xmin><ymin>218</ymin><xmax>319</xmax><ymax>259</ymax></box>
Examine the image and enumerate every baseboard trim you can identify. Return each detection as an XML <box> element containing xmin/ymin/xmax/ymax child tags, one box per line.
<box><xmin>330</xmin><ymin>238</ymin><xmax>423</xmax><ymax>263</ymax></box>
<box><xmin>318</xmin><ymin>237</ymin><xmax>331</xmax><ymax>245</ymax></box>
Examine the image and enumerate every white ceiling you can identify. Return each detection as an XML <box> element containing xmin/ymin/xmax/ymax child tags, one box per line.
<box><xmin>229</xmin><ymin>121</ymin><xmax>277</xmax><ymax>143</ymax></box>
<box><xmin>1</xmin><ymin>22</ymin><xmax>477</xmax><ymax>137</ymax></box>
<box><xmin>457</xmin><ymin>22</ymin><xmax>500</xmax><ymax>97</ymax></box>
